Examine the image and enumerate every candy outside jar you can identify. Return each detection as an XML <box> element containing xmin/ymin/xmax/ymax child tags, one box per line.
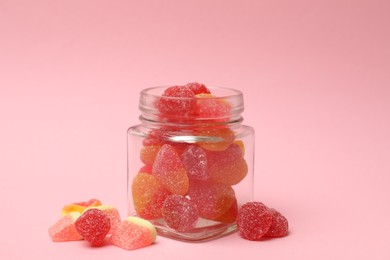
<box><xmin>127</xmin><ymin>83</ymin><xmax>254</xmax><ymax>242</ymax></box>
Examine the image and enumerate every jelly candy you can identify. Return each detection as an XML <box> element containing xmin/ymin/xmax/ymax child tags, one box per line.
<box><xmin>138</xmin><ymin>165</ymin><xmax>152</xmax><ymax>174</ymax></box>
<box><xmin>156</xmin><ymin>86</ymin><xmax>196</xmax><ymax>116</ymax></box>
<box><xmin>110</xmin><ymin>216</ymin><xmax>157</xmax><ymax>250</ymax></box>
<box><xmin>48</xmin><ymin>212</ymin><xmax>83</xmax><ymax>242</ymax></box>
<box><xmin>85</xmin><ymin>205</ymin><xmax>121</xmax><ymax>234</ymax></box>
<box><xmin>234</xmin><ymin>140</ymin><xmax>245</xmax><ymax>156</ymax></box>
<box><xmin>237</xmin><ymin>202</ymin><xmax>273</xmax><ymax>241</ymax></box>
<box><xmin>195</xmin><ymin>127</ymin><xmax>234</xmax><ymax>152</ymax></box>
<box><xmin>188</xmin><ymin>180</ymin><xmax>236</xmax><ymax>220</ymax></box>
<box><xmin>152</xmin><ymin>144</ymin><xmax>189</xmax><ymax>195</ymax></box>
<box><xmin>140</xmin><ymin>145</ymin><xmax>161</xmax><ymax>166</ymax></box>
<box><xmin>162</xmin><ymin>195</ymin><xmax>199</xmax><ymax>232</ymax></box>
<box><xmin>214</xmin><ymin>198</ymin><xmax>238</xmax><ymax>224</ymax></box>
<box><xmin>207</xmin><ymin>143</ymin><xmax>248</xmax><ymax>185</ymax></box>
<box><xmin>185</xmin><ymin>82</ymin><xmax>210</xmax><ymax>95</ymax></box>
<box><xmin>74</xmin><ymin>208</ymin><xmax>111</xmax><ymax>246</ymax></box>
<box><xmin>61</xmin><ymin>199</ymin><xmax>102</xmax><ymax>216</ymax></box>
<box><xmin>194</xmin><ymin>94</ymin><xmax>231</xmax><ymax>120</ymax></box>
<box><xmin>265</xmin><ymin>208</ymin><xmax>289</xmax><ymax>237</ymax></box>
<box><xmin>132</xmin><ymin>173</ymin><xmax>171</xmax><ymax>219</ymax></box>
<box><xmin>181</xmin><ymin>145</ymin><xmax>209</xmax><ymax>181</ymax></box>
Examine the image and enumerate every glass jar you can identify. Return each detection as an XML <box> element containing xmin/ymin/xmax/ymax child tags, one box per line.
<box><xmin>127</xmin><ymin>86</ymin><xmax>254</xmax><ymax>242</ymax></box>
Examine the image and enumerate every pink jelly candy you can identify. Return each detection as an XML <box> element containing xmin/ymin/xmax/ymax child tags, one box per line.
<box><xmin>185</xmin><ymin>82</ymin><xmax>211</xmax><ymax>95</ymax></box>
<box><xmin>207</xmin><ymin>143</ymin><xmax>248</xmax><ymax>185</ymax></box>
<box><xmin>265</xmin><ymin>208</ymin><xmax>289</xmax><ymax>237</ymax></box>
<box><xmin>237</xmin><ymin>202</ymin><xmax>273</xmax><ymax>241</ymax></box>
<box><xmin>48</xmin><ymin>212</ymin><xmax>83</xmax><ymax>242</ymax></box>
<box><xmin>152</xmin><ymin>144</ymin><xmax>189</xmax><ymax>195</ymax></box>
<box><xmin>156</xmin><ymin>86</ymin><xmax>196</xmax><ymax>116</ymax></box>
<box><xmin>74</xmin><ymin>208</ymin><xmax>111</xmax><ymax>246</ymax></box>
<box><xmin>162</xmin><ymin>195</ymin><xmax>199</xmax><ymax>232</ymax></box>
<box><xmin>132</xmin><ymin>173</ymin><xmax>171</xmax><ymax>219</ymax></box>
<box><xmin>181</xmin><ymin>145</ymin><xmax>209</xmax><ymax>181</ymax></box>
<box><xmin>188</xmin><ymin>180</ymin><xmax>236</xmax><ymax>220</ymax></box>
<box><xmin>110</xmin><ymin>217</ymin><xmax>157</xmax><ymax>250</ymax></box>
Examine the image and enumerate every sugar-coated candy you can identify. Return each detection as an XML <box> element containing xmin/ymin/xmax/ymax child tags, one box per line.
<box><xmin>214</xmin><ymin>198</ymin><xmax>238</xmax><ymax>224</ymax></box>
<box><xmin>156</xmin><ymin>86</ymin><xmax>196</xmax><ymax>116</ymax></box>
<box><xmin>152</xmin><ymin>144</ymin><xmax>189</xmax><ymax>195</ymax></box>
<box><xmin>74</xmin><ymin>208</ymin><xmax>111</xmax><ymax>246</ymax></box>
<box><xmin>162</xmin><ymin>195</ymin><xmax>199</xmax><ymax>232</ymax></box>
<box><xmin>207</xmin><ymin>143</ymin><xmax>248</xmax><ymax>185</ymax></box>
<box><xmin>265</xmin><ymin>208</ymin><xmax>289</xmax><ymax>237</ymax></box>
<box><xmin>234</xmin><ymin>140</ymin><xmax>245</xmax><ymax>156</ymax></box>
<box><xmin>48</xmin><ymin>212</ymin><xmax>83</xmax><ymax>242</ymax></box>
<box><xmin>237</xmin><ymin>202</ymin><xmax>273</xmax><ymax>241</ymax></box>
<box><xmin>139</xmin><ymin>165</ymin><xmax>153</xmax><ymax>174</ymax></box>
<box><xmin>194</xmin><ymin>93</ymin><xmax>231</xmax><ymax>120</ymax></box>
<box><xmin>140</xmin><ymin>145</ymin><xmax>161</xmax><ymax>166</ymax></box>
<box><xmin>181</xmin><ymin>145</ymin><xmax>209</xmax><ymax>181</ymax></box>
<box><xmin>61</xmin><ymin>198</ymin><xmax>102</xmax><ymax>216</ymax></box>
<box><xmin>110</xmin><ymin>216</ymin><xmax>157</xmax><ymax>250</ymax></box>
<box><xmin>85</xmin><ymin>205</ymin><xmax>121</xmax><ymax>234</ymax></box>
<box><xmin>185</xmin><ymin>82</ymin><xmax>210</xmax><ymax>95</ymax></box>
<box><xmin>195</xmin><ymin>127</ymin><xmax>235</xmax><ymax>152</ymax></box>
<box><xmin>132</xmin><ymin>173</ymin><xmax>171</xmax><ymax>219</ymax></box>
<box><xmin>188</xmin><ymin>180</ymin><xmax>236</xmax><ymax>220</ymax></box>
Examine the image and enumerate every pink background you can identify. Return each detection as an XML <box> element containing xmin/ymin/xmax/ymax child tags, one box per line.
<box><xmin>1</xmin><ymin>0</ymin><xmax>389</xmax><ymax>259</ymax></box>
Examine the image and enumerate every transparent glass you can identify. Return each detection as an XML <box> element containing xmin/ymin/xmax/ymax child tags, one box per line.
<box><xmin>127</xmin><ymin>86</ymin><xmax>254</xmax><ymax>242</ymax></box>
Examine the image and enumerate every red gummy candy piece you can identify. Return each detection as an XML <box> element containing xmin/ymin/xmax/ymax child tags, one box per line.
<box><xmin>156</xmin><ymin>86</ymin><xmax>196</xmax><ymax>115</ymax></box>
<box><xmin>237</xmin><ymin>202</ymin><xmax>273</xmax><ymax>241</ymax></box>
<box><xmin>265</xmin><ymin>208</ymin><xmax>289</xmax><ymax>237</ymax></box>
<box><xmin>162</xmin><ymin>195</ymin><xmax>199</xmax><ymax>232</ymax></box>
<box><xmin>181</xmin><ymin>145</ymin><xmax>209</xmax><ymax>181</ymax></box>
<box><xmin>214</xmin><ymin>198</ymin><xmax>238</xmax><ymax>224</ymax></box>
<box><xmin>74</xmin><ymin>208</ymin><xmax>111</xmax><ymax>246</ymax></box>
<box><xmin>188</xmin><ymin>180</ymin><xmax>236</xmax><ymax>220</ymax></box>
<box><xmin>132</xmin><ymin>173</ymin><xmax>171</xmax><ymax>219</ymax></box>
<box><xmin>185</xmin><ymin>82</ymin><xmax>211</xmax><ymax>95</ymax></box>
<box><xmin>194</xmin><ymin>93</ymin><xmax>231</xmax><ymax>119</ymax></box>
<box><xmin>207</xmin><ymin>143</ymin><xmax>248</xmax><ymax>185</ymax></box>
<box><xmin>152</xmin><ymin>144</ymin><xmax>189</xmax><ymax>195</ymax></box>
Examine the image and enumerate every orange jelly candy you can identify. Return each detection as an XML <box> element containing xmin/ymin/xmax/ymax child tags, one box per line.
<box><xmin>195</xmin><ymin>127</ymin><xmax>235</xmax><ymax>152</ymax></box>
<box><xmin>61</xmin><ymin>199</ymin><xmax>102</xmax><ymax>216</ymax></box>
<box><xmin>132</xmin><ymin>173</ymin><xmax>171</xmax><ymax>219</ymax></box>
<box><xmin>140</xmin><ymin>145</ymin><xmax>161</xmax><ymax>166</ymax></box>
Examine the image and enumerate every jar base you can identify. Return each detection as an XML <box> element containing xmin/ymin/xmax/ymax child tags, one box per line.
<box><xmin>151</xmin><ymin>218</ymin><xmax>237</xmax><ymax>242</ymax></box>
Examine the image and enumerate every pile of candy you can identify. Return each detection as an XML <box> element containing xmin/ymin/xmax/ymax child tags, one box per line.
<box><xmin>48</xmin><ymin>199</ymin><xmax>156</xmax><ymax>250</ymax></box>
<box><xmin>132</xmin><ymin>83</ymin><xmax>248</xmax><ymax>231</ymax></box>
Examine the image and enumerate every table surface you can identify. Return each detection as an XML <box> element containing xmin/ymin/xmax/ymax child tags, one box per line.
<box><xmin>1</xmin><ymin>0</ymin><xmax>389</xmax><ymax>259</ymax></box>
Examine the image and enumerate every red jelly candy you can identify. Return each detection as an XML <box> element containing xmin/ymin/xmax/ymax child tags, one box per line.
<box><xmin>132</xmin><ymin>173</ymin><xmax>171</xmax><ymax>219</ymax></box>
<box><xmin>237</xmin><ymin>202</ymin><xmax>273</xmax><ymax>241</ymax></box>
<box><xmin>214</xmin><ymin>198</ymin><xmax>238</xmax><ymax>224</ymax></box>
<box><xmin>188</xmin><ymin>180</ymin><xmax>236</xmax><ymax>220</ymax></box>
<box><xmin>162</xmin><ymin>195</ymin><xmax>199</xmax><ymax>232</ymax></box>
<box><xmin>185</xmin><ymin>82</ymin><xmax>211</xmax><ymax>95</ymax></box>
<box><xmin>265</xmin><ymin>208</ymin><xmax>289</xmax><ymax>237</ymax></box>
<box><xmin>152</xmin><ymin>144</ymin><xmax>189</xmax><ymax>195</ymax></box>
<box><xmin>74</xmin><ymin>208</ymin><xmax>111</xmax><ymax>246</ymax></box>
<box><xmin>156</xmin><ymin>86</ymin><xmax>196</xmax><ymax>116</ymax></box>
<box><xmin>181</xmin><ymin>145</ymin><xmax>209</xmax><ymax>181</ymax></box>
<box><xmin>207</xmin><ymin>143</ymin><xmax>248</xmax><ymax>185</ymax></box>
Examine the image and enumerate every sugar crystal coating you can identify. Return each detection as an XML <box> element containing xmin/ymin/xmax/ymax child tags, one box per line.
<box><xmin>207</xmin><ymin>143</ymin><xmax>248</xmax><ymax>185</ymax></box>
<box><xmin>85</xmin><ymin>205</ymin><xmax>121</xmax><ymax>234</ymax></box>
<box><xmin>74</xmin><ymin>208</ymin><xmax>111</xmax><ymax>246</ymax></box>
<box><xmin>194</xmin><ymin>93</ymin><xmax>231</xmax><ymax>120</ymax></box>
<box><xmin>265</xmin><ymin>208</ymin><xmax>289</xmax><ymax>237</ymax></box>
<box><xmin>152</xmin><ymin>144</ymin><xmax>189</xmax><ymax>195</ymax></box>
<box><xmin>162</xmin><ymin>195</ymin><xmax>199</xmax><ymax>232</ymax></box>
<box><xmin>132</xmin><ymin>173</ymin><xmax>171</xmax><ymax>219</ymax></box>
<box><xmin>188</xmin><ymin>180</ymin><xmax>236</xmax><ymax>220</ymax></box>
<box><xmin>181</xmin><ymin>145</ymin><xmax>209</xmax><ymax>181</ymax></box>
<box><xmin>110</xmin><ymin>217</ymin><xmax>156</xmax><ymax>250</ymax></box>
<box><xmin>185</xmin><ymin>82</ymin><xmax>211</xmax><ymax>95</ymax></box>
<box><xmin>156</xmin><ymin>86</ymin><xmax>196</xmax><ymax>116</ymax></box>
<box><xmin>237</xmin><ymin>202</ymin><xmax>273</xmax><ymax>241</ymax></box>
<box><xmin>140</xmin><ymin>145</ymin><xmax>161</xmax><ymax>166</ymax></box>
<box><xmin>48</xmin><ymin>212</ymin><xmax>83</xmax><ymax>242</ymax></box>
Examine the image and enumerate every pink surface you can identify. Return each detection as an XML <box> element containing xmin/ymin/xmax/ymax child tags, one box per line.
<box><xmin>1</xmin><ymin>0</ymin><xmax>389</xmax><ymax>259</ymax></box>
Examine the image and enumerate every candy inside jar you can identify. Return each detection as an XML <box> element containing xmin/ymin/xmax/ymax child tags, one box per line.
<box><xmin>127</xmin><ymin>83</ymin><xmax>254</xmax><ymax>241</ymax></box>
